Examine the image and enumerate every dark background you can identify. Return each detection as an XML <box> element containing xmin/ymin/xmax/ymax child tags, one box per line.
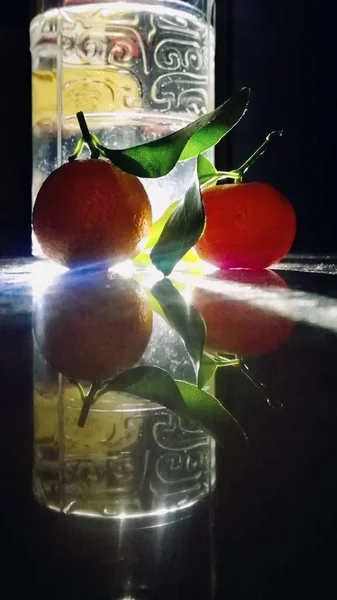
<box><xmin>1</xmin><ymin>5</ymin><xmax>336</xmax><ymax>598</ymax></box>
<box><xmin>0</xmin><ymin>1</ymin><xmax>327</xmax><ymax>256</ymax></box>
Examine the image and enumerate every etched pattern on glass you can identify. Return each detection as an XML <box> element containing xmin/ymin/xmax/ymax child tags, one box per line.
<box><xmin>31</xmin><ymin>4</ymin><xmax>213</xmax><ymax>123</ymax></box>
<box><xmin>33</xmin><ymin>382</ymin><xmax>215</xmax><ymax>519</ymax></box>
<box><xmin>30</xmin><ymin>2</ymin><xmax>215</xmax><ymax>254</ymax></box>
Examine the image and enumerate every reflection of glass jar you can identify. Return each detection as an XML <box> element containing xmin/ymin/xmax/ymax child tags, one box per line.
<box><xmin>30</xmin><ymin>0</ymin><xmax>216</xmax><ymax>253</ymax></box>
<box><xmin>32</xmin><ymin>264</ymin><xmax>216</xmax><ymax>521</ymax></box>
<box><xmin>111</xmin><ymin>501</ymin><xmax>216</xmax><ymax>598</ymax></box>
<box><xmin>38</xmin><ymin>492</ymin><xmax>216</xmax><ymax>599</ymax></box>
<box><xmin>33</xmin><ymin>375</ymin><xmax>216</xmax><ymax>520</ymax></box>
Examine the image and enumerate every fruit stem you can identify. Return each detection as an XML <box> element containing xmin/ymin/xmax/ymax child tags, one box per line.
<box><xmin>200</xmin><ymin>170</ymin><xmax>241</xmax><ymax>190</ymax></box>
<box><xmin>77</xmin><ymin>382</ymin><xmax>102</xmax><ymax>428</ymax></box>
<box><xmin>236</xmin><ymin>130</ymin><xmax>283</xmax><ymax>179</ymax></box>
<box><xmin>76</xmin><ymin>111</ymin><xmax>100</xmax><ymax>160</ymax></box>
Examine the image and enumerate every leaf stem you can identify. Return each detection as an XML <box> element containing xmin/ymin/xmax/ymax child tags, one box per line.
<box><xmin>200</xmin><ymin>170</ymin><xmax>241</xmax><ymax>190</ymax></box>
<box><xmin>221</xmin><ymin>358</ymin><xmax>241</xmax><ymax>367</ymax></box>
<box><xmin>77</xmin><ymin>382</ymin><xmax>102</xmax><ymax>428</ymax></box>
<box><xmin>68</xmin><ymin>137</ymin><xmax>84</xmax><ymax>162</ymax></box>
<box><xmin>76</xmin><ymin>111</ymin><xmax>100</xmax><ymax>160</ymax></box>
<box><xmin>236</xmin><ymin>130</ymin><xmax>283</xmax><ymax>178</ymax></box>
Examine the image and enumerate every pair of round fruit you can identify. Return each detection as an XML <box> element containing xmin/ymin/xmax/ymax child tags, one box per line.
<box><xmin>33</xmin><ymin>159</ymin><xmax>296</xmax><ymax>270</ymax></box>
<box><xmin>35</xmin><ymin>268</ymin><xmax>293</xmax><ymax>386</ymax></box>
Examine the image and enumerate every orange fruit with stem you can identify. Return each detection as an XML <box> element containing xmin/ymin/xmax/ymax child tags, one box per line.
<box><xmin>192</xmin><ymin>269</ymin><xmax>294</xmax><ymax>357</ymax></box>
<box><xmin>33</xmin><ymin>159</ymin><xmax>152</xmax><ymax>268</ymax></box>
<box><xmin>196</xmin><ymin>182</ymin><xmax>296</xmax><ymax>270</ymax></box>
<box><xmin>34</xmin><ymin>270</ymin><xmax>153</xmax><ymax>382</ymax></box>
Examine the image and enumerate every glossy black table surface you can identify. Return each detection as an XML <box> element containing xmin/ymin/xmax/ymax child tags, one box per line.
<box><xmin>1</xmin><ymin>257</ymin><xmax>337</xmax><ymax>599</ymax></box>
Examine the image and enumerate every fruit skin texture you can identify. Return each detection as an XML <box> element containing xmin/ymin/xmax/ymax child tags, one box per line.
<box><xmin>34</xmin><ymin>270</ymin><xmax>153</xmax><ymax>381</ymax></box>
<box><xmin>196</xmin><ymin>183</ymin><xmax>296</xmax><ymax>269</ymax></box>
<box><xmin>33</xmin><ymin>159</ymin><xmax>152</xmax><ymax>268</ymax></box>
<box><xmin>192</xmin><ymin>269</ymin><xmax>294</xmax><ymax>357</ymax></box>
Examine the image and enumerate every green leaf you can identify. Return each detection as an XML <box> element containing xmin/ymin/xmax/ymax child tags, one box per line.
<box><xmin>145</xmin><ymin>201</ymin><xmax>179</xmax><ymax>250</ymax></box>
<box><xmin>197</xmin><ymin>154</ymin><xmax>217</xmax><ymax>186</ymax></box>
<box><xmin>151</xmin><ymin>279</ymin><xmax>206</xmax><ymax>383</ymax></box>
<box><xmin>132</xmin><ymin>251</ymin><xmax>152</xmax><ymax>267</ymax></box>
<box><xmin>102</xmin><ymin>366</ymin><xmax>246</xmax><ymax>448</ymax></box>
<box><xmin>97</xmin><ymin>88</ymin><xmax>250</xmax><ymax>178</ymax></box>
<box><xmin>198</xmin><ymin>353</ymin><xmax>219</xmax><ymax>389</ymax></box>
<box><xmin>150</xmin><ymin>167</ymin><xmax>205</xmax><ymax>276</ymax></box>
<box><xmin>179</xmin><ymin>88</ymin><xmax>250</xmax><ymax>161</ymax></box>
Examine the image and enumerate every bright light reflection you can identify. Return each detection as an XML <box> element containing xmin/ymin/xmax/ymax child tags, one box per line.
<box><xmin>8</xmin><ymin>258</ymin><xmax>337</xmax><ymax>334</ymax></box>
<box><xmin>53</xmin><ymin>496</ymin><xmax>201</xmax><ymax>521</ymax></box>
<box><xmin>31</xmin><ymin>260</ymin><xmax>67</xmax><ymax>298</ymax></box>
<box><xmin>112</xmin><ymin>498</ymin><xmax>198</xmax><ymax>520</ymax></box>
<box><xmin>109</xmin><ymin>259</ymin><xmax>135</xmax><ymax>277</ymax></box>
<box><xmin>172</xmin><ymin>271</ymin><xmax>337</xmax><ymax>334</ymax></box>
<box><xmin>179</xmin><ymin>284</ymin><xmax>193</xmax><ymax>304</ymax></box>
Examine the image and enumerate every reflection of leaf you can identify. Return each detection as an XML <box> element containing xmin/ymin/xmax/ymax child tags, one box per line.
<box><xmin>240</xmin><ymin>362</ymin><xmax>274</xmax><ymax>407</ymax></box>
<box><xmin>102</xmin><ymin>366</ymin><xmax>246</xmax><ymax>448</ymax></box>
<box><xmin>197</xmin><ymin>155</ymin><xmax>217</xmax><ymax>186</ymax></box>
<box><xmin>97</xmin><ymin>88</ymin><xmax>250</xmax><ymax>178</ymax></box>
<box><xmin>104</xmin><ymin>366</ymin><xmax>182</xmax><ymax>409</ymax></box>
<box><xmin>198</xmin><ymin>353</ymin><xmax>219</xmax><ymax>389</ymax></box>
<box><xmin>151</xmin><ymin>279</ymin><xmax>205</xmax><ymax>383</ymax></box>
<box><xmin>150</xmin><ymin>169</ymin><xmax>205</xmax><ymax>276</ymax></box>
<box><xmin>175</xmin><ymin>380</ymin><xmax>247</xmax><ymax>448</ymax></box>
<box><xmin>198</xmin><ymin>350</ymin><xmax>241</xmax><ymax>388</ymax></box>
<box><xmin>148</xmin><ymin>290</ymin><xmax>167</xmax><ymax>322</ymax></box>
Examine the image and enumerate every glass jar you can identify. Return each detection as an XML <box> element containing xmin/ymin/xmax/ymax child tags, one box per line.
<box><xmin>30</xmin><ymin>0</ymin><xmax>216</xmax><ymax>254</ymax></box>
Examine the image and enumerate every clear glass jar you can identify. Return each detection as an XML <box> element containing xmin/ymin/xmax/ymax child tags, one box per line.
<box><xmin>30</xmin><ymin>0</ymin><xmax>216</xmax><ymax>254</ymax></box>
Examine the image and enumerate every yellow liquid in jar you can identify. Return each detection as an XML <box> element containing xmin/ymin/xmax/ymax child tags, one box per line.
<box><xmin>32</xmin><ymin>67</ymin><xmax>141</xmax><ymax>132</ymax></box>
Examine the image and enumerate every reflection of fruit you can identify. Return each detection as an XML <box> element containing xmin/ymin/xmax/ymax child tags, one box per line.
<box><xmin>192</xmin><ymin>269</ymin><xmax>294</xmax><ymax>357</ymax></box>
<box><xmin>196</xmin><ymin>183</ymin><xmax>296</xmax><ymax>269</ymax></box>
<box><xmin>34</xmin><ymin>271</ymin><xmax>153</xmax><ymax>381</ymax></box>
<box><xmin>32</xmin><ymin>159</ymin><xmax>152</xmax><ymax>268</ymax></box>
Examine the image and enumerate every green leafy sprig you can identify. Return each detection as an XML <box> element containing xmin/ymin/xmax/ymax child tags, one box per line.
<box><xmin>69</xmin><ymin>88</ymin><xmax>282</xmax><ymax>276</ymax></box>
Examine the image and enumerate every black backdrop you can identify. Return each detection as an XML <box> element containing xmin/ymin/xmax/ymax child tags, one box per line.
<box><xmin>0</xmin><ymin>1</ymin><xmax>327</xmax><ymax>257</ymax></box>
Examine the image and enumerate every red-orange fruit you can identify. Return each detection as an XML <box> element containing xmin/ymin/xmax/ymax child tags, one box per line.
<box><xmin>33</xmin><ymin>159</ymin><xmax>152</xmax><ymax>268</ymax></box>
<box><xmin>196</xmin><ymin>182</ymin><xmax>296</xmax><ymax>269</ymax></box>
